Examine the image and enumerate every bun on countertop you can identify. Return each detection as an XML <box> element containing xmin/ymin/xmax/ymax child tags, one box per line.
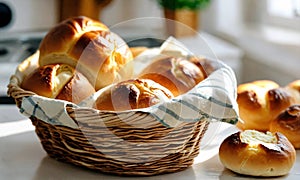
<box><xmin>286</xmin><ymin>80</ymin><xmax>300</xmax><ymax>98</ymax></box>
<box><xmin>270</xmin><ymin>105</ymin><xmax>300</xmax><ymax>149</ymax></box>
<box><xmin>94</xmin><ymin>78</ymin><xmax>174</xmax><ymax>111</ymax></box>
<box><xmin>219</xmin><ymin>130</ymin><xmax>296</xmax><ymax>177</ymax></box>
<box><xmin>21</xmin><ymin>64</ymin><xmax>95</xmax><ymax>104</ymax></box>
<box><xmin>38</xmin><ymin>16</ymin><xmax>133</xmax><ymax>90</ymax></box>
<box><xmin>236</xmin><ymin>80</ymin><xmax>300</xmax><ymax>131</ymax></box>
<box><xmin>138</xmin><ymin>56</ymin><xmax>207</xmax><ymax>97</ymax></box>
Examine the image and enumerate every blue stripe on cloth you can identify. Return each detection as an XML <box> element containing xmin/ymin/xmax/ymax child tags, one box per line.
<box><xmin>149</xmin><ymin>112</ymin><xmax>171</xmax><ymax>128</ymax></box>
<box><xmin>189</xmin><ymin>92</ymin><xmax>233</xmax><ymax>108</ymax></box>
<box><xmin>155</xmin><ymin>103</ymin><xmax>237</xmax><ymax>126</ymax></box>
<box><xmin>170</xmin><ymin>98</ymin><xmax>227</xmax><ymax>119</ymax></box>
<box><xmin>157</xmin><ymin>105</ymin><xmax>200</xmax><ymax>123</ymax></box>
<box><xmin>171</xmin><ymin>98</ymin><xmax>200</xmax><ymax>112</ymax></box>
<box><xmin>25</xmin><ymin>96</ymin><xmax>63</xmax><ymax>125</ymax></box>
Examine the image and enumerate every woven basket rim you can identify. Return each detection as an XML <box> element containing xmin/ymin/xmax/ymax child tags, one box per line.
<box><xmin>7</xmin><ymin>47</ymin><xmax>239</xmax><ymax>130</ymax></box>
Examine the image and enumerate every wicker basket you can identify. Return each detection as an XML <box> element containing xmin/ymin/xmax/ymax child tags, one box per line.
<box><xmin>7</xmin><ymin>38</ymin><xmax>239</xmax><ymax>175</ymax></box>
<box><xmin>8</xmin><ymin>75</ymin><xmax>210</xmax><ymax>176</ymax></box>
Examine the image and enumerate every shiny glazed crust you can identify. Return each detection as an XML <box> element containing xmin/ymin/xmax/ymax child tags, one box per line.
<box><xmin>138</xmin><ymin>57</ymin><xmax>207</xmax><ymax>97</ymax></box>
<box><xmin>270</xmin><ymin>105</ymin><xmax>300</xmax><ymax>149</ymax></box>
<box><xmin>39</xmin><ymin>16</ymin><xmax>133</xmax><ymax>90</ymax></box>
<box><xmin>236</xmin><ymin>80</ymin><xmax>299</xmax><ymax>131</ymax></box>
<box><xmin>94</xmin><ymin>79</ymin><xmax>174</xmax><ymax>111</ymax></box>
<box><xmin>21</xmin><ymin>64</ymin><xmax>62</xmax><ymax>98</ymax></box>
<box><xmin>21</xmin><ymin>64</ymin><xmax>95</xmax><ymax>104</ymax></box>
<box><xmin>219</xmin><ymin>130</ymin><xmax>296</xmax><ymax>177</ymax></box>
<box><xmin>287</xmin><ymin>80</ymin><xmax>300</xmax><ymax>92</ymax></box>
<box><xmin>55</xmin><ymin>71</ymin><xmax>96</xmax><ymax>104</ymax></box>
<box><xmin>129</xmin><ymin>47</ymin><xmax>148</xmax><ymax>58</ymax></box>
<box><xmin>189</xmin><ymin>56</ymin><xmax>220</xmax><ymax>76</ymax></box>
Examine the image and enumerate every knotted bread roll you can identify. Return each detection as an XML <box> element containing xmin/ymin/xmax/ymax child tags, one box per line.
<box><xmin>236</xmin><ymin>80</ymin><xmax>300</xmax><ymax>131</ymax></box>
<box><xmin>38</xmin><ymin>16</ymin><xmax>133</xmax><ymax>90</ymax></box>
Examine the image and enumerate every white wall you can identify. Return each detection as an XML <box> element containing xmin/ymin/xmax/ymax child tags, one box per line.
<box><xmin>0</xmin><ymin>0</ymin><xmax>58</xmax><ymax>33</ymax></box>
<box><xmin>101</xmin><ymin>0</ymin><xmax>163</xmax><ymax>27</ymax></box>
<box><xmin>202</xmin><ymin>0</ymin><xmax>300</xmax><ymax>85</ymax></box>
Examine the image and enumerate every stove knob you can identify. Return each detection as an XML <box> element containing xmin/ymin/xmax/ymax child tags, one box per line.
<box><xmin>0</xmin><ymin>2</ymin><xmax>13</xmax><ymax>28</ymax></box>
<box><xmin>0</xmin><ymin>47</ymin><xmax>8</xmax><ymax>56</ymax></box>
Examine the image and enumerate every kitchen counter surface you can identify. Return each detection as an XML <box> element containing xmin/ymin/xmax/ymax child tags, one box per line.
<box><xmin>1</xmin><ymin>104</ymin><xmax>300</xmax><ymax>180</ymax></box>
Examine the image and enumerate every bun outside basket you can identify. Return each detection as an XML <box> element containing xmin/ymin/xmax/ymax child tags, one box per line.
<box><xmin>8</xmin><ymin>75</ymin><xmax>210</xmax><ymax>176</ymax></box>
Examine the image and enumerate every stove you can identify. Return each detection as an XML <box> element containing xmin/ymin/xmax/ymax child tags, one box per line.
<box><xmin>0</xmin><ymin>32</ymin><xmax>45</xmax><ymax>103</ymax></box>
<box><xmin>0</xmin><ymin>0</ymin><xmax>58</xmax><ymax>103</ymax></box>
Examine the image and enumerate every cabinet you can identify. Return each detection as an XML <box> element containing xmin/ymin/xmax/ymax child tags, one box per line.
<box><xmin>59</xmin><ymin>0</ymin><xmax>112</xmax><ymax>21</ymax></box>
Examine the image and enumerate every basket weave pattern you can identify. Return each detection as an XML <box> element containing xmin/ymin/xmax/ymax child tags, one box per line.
<box><xmin>8</xmin><ymin>76</ymin><xmax>210</xmax><ymax>176</ymax></box>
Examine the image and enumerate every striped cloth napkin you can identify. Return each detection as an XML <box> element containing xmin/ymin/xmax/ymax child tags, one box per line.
<box><xmin>148</xmin><ymin>63</ymin><xmax>238</xmax><ymax>128</ymax></box>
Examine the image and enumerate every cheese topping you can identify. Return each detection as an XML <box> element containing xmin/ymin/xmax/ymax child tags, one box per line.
<box><xmin>240</xmin><ymin>130</ymin><xmax>277</xmax><ymax>145</ymax></box>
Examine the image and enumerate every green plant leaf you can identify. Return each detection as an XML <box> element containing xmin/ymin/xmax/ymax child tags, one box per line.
<box><xmin>157</xmin><ymin>0</ymin><xmax>211</xmax><ymax>10</ymax></box>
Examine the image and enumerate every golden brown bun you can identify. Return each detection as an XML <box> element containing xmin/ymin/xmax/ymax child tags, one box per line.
<box><xmin>270</xmin><ymin>105</ymin><xmax>300</xmax><ymax>149</ymax></box>
<box><xmin>38</xmin><ymin>16</ymin><xmax>133</xmax><ymax>90</ymax></box>
<box><xmin>219</xmin><ymin>130</ymin><xmax>296</xmax><ymax>177</ymax></box>
<box><xmin>189</xmin><ymin>56</ymin><xmax>219</xmax><ymax>76</ymax></box>
<box><xmin>138</xmin><ymin>57</ymin><xmax>207</xmax><ymax>97</ymax></box>
<box><xmin>286</xmin><ymin>80</ymin><xmax>300</xmax><ymax>101</ymax></box>
<box><xmin>236</xmin><ymin>80</ymin><xmax>299</xmax><ymax>131</ymax></box>
<box><xmin>21</xmin><ymin>64</ymin><xmax>95</xmax><ymax>104</ymax></box>
<box><xmin>94</xmin><ymin>79</ymin><xmax>174</xmax><ymax>111</ymax></box>
<box><xmin>287</xmin><ymin>80</ymin><xmax>300</xmax><ymax>92</ymax></box>
<box><xmin>129</xmin><ymin>46</ymin><xmax>148</xmax><ymax>58</ymax></box>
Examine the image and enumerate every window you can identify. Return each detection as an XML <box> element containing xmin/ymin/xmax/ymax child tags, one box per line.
<box><xmin>267</xmin><ymin>0</ymin><xmax>300</xmax><ymax>18</ymax></box>
<box><xmin>265</xmin><ymin>0</ymin><xmax>300</xmax><ymax>29</ymax></box>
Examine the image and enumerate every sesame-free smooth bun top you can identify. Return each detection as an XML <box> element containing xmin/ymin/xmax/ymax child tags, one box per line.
<box><xmin>219</xmin><ymin>130</ymin><xmax>296</xmax><ymax>177</ymax></box>
<box><xmin>39</xmin><ymin>16</ymin><xmax>133</xmax><ymax>90</ymax></box>
<box><xmin>94</xmin><ymin>79</ymin><xmax>174</xmax><ymax>111</ymax></box>
<box><xmin>288</xmin><ymin>80</ymin><xmax>300</xmax><ymax>91</ymax></box>
<box><xmin>138</xmin><ymin>56</ymin><xmax>207</xmax><ymax>97</ymax></box>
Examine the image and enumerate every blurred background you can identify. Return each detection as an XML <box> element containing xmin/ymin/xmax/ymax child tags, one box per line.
<box><xmin>0</xmin><ymin>0</ymin><xmax>299</xmax><ymax>103</ymax></box>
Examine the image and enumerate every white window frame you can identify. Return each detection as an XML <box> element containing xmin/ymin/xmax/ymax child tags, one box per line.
<box><xmin>261</xmin><ymin>0</ymin><xmax>300</xmax><ymax>30</ymax></box>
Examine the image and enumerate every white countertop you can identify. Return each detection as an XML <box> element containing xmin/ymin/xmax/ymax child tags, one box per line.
<box><xmin>1</xmin><ymin>105</ymin><xmax>300</xmax><ymax>180</ymax></box>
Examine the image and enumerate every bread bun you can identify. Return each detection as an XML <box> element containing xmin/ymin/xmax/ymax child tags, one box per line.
<box><xmin>38</xmin><ymin>16</ymin><xmax>133</xmax><ymax>90</ymax></box>
<box><xmin>94</xmin><ymin>79</ymin><xmax>174</xmax><ymax>111</ymax></box>
<box><xmin>270</xmin><ymin>105</ymin><xmax>300</xmax><ymax>149</ymax></box>
<box><xmin>287</xmin><ymin>80</ymin><xmax>300</xmax><ymax>91</ymax></box>
<box><xmin>286</xmin><ymin>80</ymin><xmax>300</xmax><ymax>101</ymax></box>
<box><xmin>21</xmin><ymin>64</ymin><xmax>95</xmax><ymax>104</ymax></box>
<box><xmin>129</xmin><ymin>46</ymin><xmax>148</xmax><ymax>58</ymax></box>
<box><xmin>138</xmin><ymin>57</ymin><xmax>207</xmax><ymax>97</ymax></box>
<box><xmin>219</xmin><ymin>130</ymin><xmax>296</xmax><ymax>177</ymax></box>
<box><xmin>236</xmin><ymin>80</ymin><xmax>299</xmax><ymax>131</ymax></box>
<box><xmin>189</xmin><ymin>56</ymin><xmax>219</xmax><ymax>76</ymax></box>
